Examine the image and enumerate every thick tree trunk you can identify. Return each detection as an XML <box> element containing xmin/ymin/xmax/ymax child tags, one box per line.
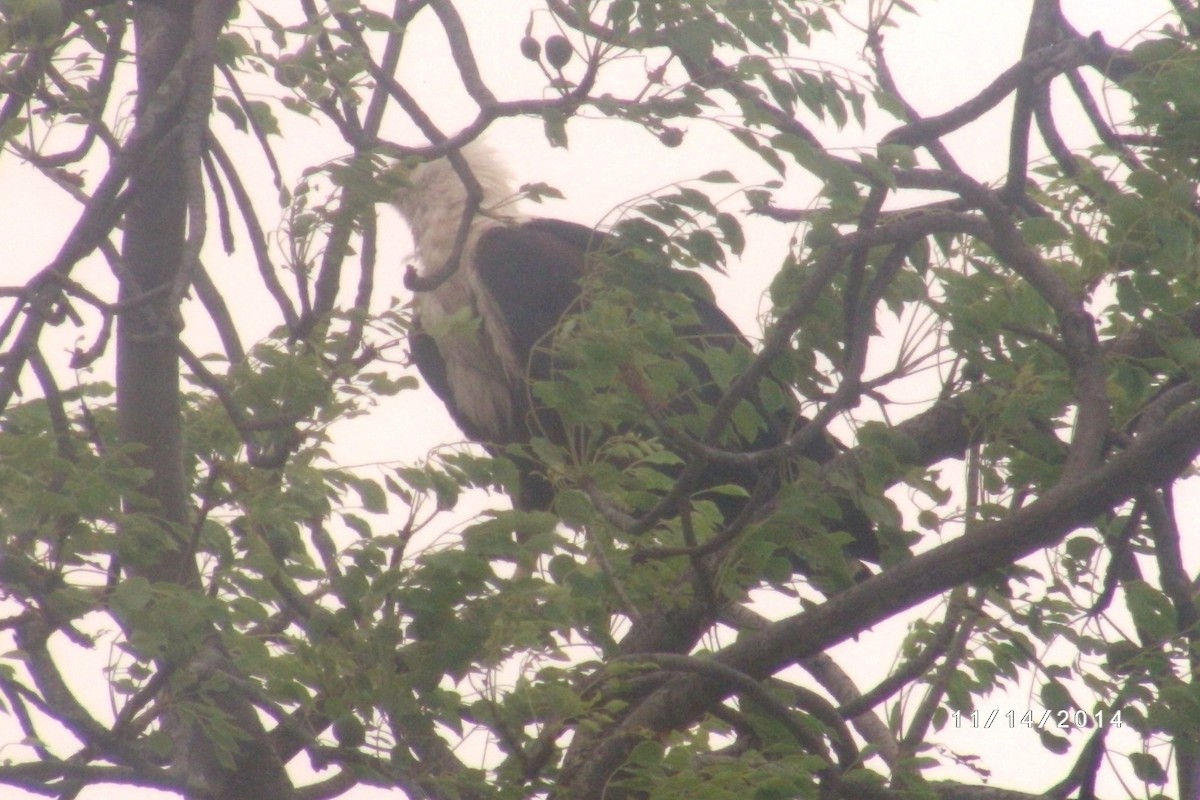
<box><xmin>117</xmin><ymin>0</ymin><xmax>192</xmax><ymax>583</ymax></box>
<box><xmin>117</xmin><ymin>3</ymin><xmax>293</xmax><ymax>798</ymax></box>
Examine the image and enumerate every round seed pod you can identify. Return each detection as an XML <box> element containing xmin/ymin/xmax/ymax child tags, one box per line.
<box><xmin>520</xmin><ymin>35</ymin><xmax>541</xmax><ymax>61</ymax></box>
<box><xmin>659</xmin><ymin>127</ymin><xmax>684</xmax><ymax>148</ymax></box>
<box><xmin>544</xmin><ymin>35</ymin><xmax>572</xmax><ymax>70</ymax></box>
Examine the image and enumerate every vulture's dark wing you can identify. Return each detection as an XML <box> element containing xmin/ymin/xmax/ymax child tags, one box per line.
<box><xmin>417</xmin><ymin>217</ymin><xmax>876</xmax><ymax>561</ymax></box>
<box><xmin>504</xmin><ymin>221</ymin><xmax>840</xmax><ymax>457</ymax></box>
<box><xmin>474</xmin><ymin>220</ymin><xmax>591</xmax><ymax>372</ymax></box>
<box><xmin>408</xmin><ymin>220</ymin><xmax>591</xmax><ymax>448</ymax></box>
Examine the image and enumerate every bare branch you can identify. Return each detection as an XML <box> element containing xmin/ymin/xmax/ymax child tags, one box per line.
<box><xmin>882</xmin><ymin>37</ymin><xmax>1096</xmax><ymax>148</ymax></box>
<box><xmin>204</xmin><ymin>136</ymin><xmax>299</xmax><ymax>328</ymax></box>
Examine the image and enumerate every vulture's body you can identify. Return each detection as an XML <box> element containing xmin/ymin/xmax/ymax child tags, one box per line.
<box><xmin>394</xmin><ymin>146</ymin><xmax>875</xmax><ymax>560</ymax></box>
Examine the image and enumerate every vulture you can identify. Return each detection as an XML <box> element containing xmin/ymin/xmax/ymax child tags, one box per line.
<box><xmin>393</xmin><ymin>144</ymin><xmax>877</xmax><ymax>564</ymax></box>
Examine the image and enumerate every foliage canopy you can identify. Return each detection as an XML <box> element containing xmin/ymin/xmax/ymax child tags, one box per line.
<box><xmin>2</xmin><ymin>1</ymin><xmax>1200</xmax><ymax>799</ymax></box>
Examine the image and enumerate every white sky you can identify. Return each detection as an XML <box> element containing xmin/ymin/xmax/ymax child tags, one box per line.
<box><xmin>0</xmin><ymin>1</ymin><xmax>1186</xmax><ymax>798</ymax></box>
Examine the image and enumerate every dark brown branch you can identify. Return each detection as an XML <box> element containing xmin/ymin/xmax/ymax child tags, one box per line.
<box><xmin>882</xmin><ymin>37</ymin><xmax>1094</xmax><ymax>148</ymax></box>
<box><xmin>191</xmin><ymin>263</ymin><xmax>247</xmax><ymax>364</ymax></box>
<box><xmin>895</xmin><ymin>168</ymin><xmax>1106</xmax><ymax>475</ymax></box>
<box><xmin>360</xmin><ymin>1</ymin><xmax>413</xmax><ymax>136</ymax></box>
<box><xmin>898</xmin><ymin>587</ymin><xmax>983</xmax><ymax>756</ymax></box>
<box><xmin>704</xmin><ymin>210</ymin><xmax>984</xmax><ymax>463</ymax></box>
<box><xmin>339</xmin><ymin>210</ymin><xmax>377</xmax><ymax>362</ymax></box>
<box><xmin>1064</xmin><ymin>68</ymin><xmax>1141</xmax><ymax>171</ymax></box>
<box><xmin>1031</xmin><ymin>83</ymin><xmax>1079</xmax><ymax>181</ymax></box>
<box><xmin>1002</xmin><ymin>0</ymin><xmax>1063</xmax><ymax>201</ymax></box>
<box><xmin>840</xmin><ymin>588</ymin><xmax>973</xmax><ymax>719</ymax></box>
<box><xmin>616</xmin><ymin>653</ymin><xmax>849</xmax><ymax>771</ymax></box>
<box><xmin>0</xmin><ymin>27</ymin><xmax>195</xmax><ymax>411</ymax></box>
<box><xmin>1170</xmin><ymin>0</ymin><xmax>1200</xmax><ymax>39</ymax></box>
<box><xmin>216</xmin><ymin>62</ymin><xmax>284</xmax><ymax>190</ymax></box>
<box><xmin>798</xmin><ymin>651</ymin><xmax>898</xmax><ymax>764</ymax></box>
<box><xmin>0</xmin><ymin>675</ymin><xmax>55</xmax><ymax>763</ymax></box>
<box><xmin>1047</xmin><ymin>722</ymin><xmax>1108</xmax><ymax>799</ymax></box>
<box><xmin>26</xmin><ymin>350</ymin><xmax>74</xmax><ymax>464</ymax></box>
<box><xmin>0</xmin><ymin>761</ymin><xmax>187</xmax><ymax>796</ymax></box>
<box><xmin>865</xmin><ymin>25</ymin><xmax>962</xmax><ymax>174</ymax></box>
<box><xmin>202</xmin><ymin>147</ymin><xmax>235</xmax><ymax>254</ymax></box>
<box><xmin>176</xmin><ymin>343</ymin><xmax>302</xmax><ymax>434</ymax></box>
<box><xmin>300</xmin><ymin>0</ymin><xmax>366</xmax><ymax>144</ymax></box>
<box><xmin>1145</xmin><ymin>489</ymin><xmax>1200</xmax><ymax>654</ymax></box>
<box><xmin>15</xmin><ymin>616</ymin><xmax>150</xmax><ymax>769</ymax></box>
<box><xmin>429</xmin><ymin>0</ymin><xmax>498</xmax><ymax>107</ymax></box>
<box><xmin>560</xmin><ymin>390</ymin><xmax>1200</xmax><ymax>798</ymax></box>
<box><xmin>1088</xmin><ymin>504</ymin><xmax>1142</xmax><ymax>617</ymax></box>
<box><xmin>204</xmin><ymin>136</ymin><xmax>299</xmax><ymax>328</ymax></box>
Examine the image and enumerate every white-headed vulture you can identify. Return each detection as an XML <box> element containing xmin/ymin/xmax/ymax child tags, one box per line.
<box><xmin>393</xmin><ymin>144</ymin><xmax>877</xmax><ymax>564</ymax></box>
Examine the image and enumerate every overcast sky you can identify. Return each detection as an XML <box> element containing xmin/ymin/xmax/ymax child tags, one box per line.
<box><xmin>0</xmin><ymin>2</ymin><xmax>1182</xmax><ymax>798</ymax></box>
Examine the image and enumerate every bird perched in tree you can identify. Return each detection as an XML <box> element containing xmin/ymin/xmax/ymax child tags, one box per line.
<box><xmin>392</xmin><ymin>143</ymin><xmax>877</xmax><ymax>564</ymax></box>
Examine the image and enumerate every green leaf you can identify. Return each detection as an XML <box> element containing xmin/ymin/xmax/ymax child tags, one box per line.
<box><xmin>554</xmin><ymin>489</ymin><xmax>595</xmax><ymax>527</ymax></box>
<box><xmin>1126</xmin><ymin>580</ymin><xmax>1177</xmax><ymax>642</ymax></box>
<box><xmin>1037</xmin><ymin>728</ymin><xmax>1070</xmax><ymax>754</ymax></box>
<box><xmin>669</xmin><ymin>19</ymin><xmax>716</xmax><ymax>65</ymax></box>
<box><xmin>699</xmin><ymin>170</ymin><xmax>737</xmax><ymax>183</ymax></box>
<box><xmin>1129</xmin><ymin>752</ymin><xmax>1167</xmax><ymax>785</ymax></box>
<box><xmin>543</xmin><ymin>108</ymin><xmax>569</xmax><ymax>148</ymax></box>
<box><xmin>730</xmin><ymin>128</ymin><xmax>786</xmax><ymax>174</ymax></box>
<box><xmin>1064</xmin><ymin>535</ymin><xmax>1099</xmax><ymax>560</ymax></box>
<box><xmin>245</xmin><ymin>100</ymin><xmax>281</xmax><ymax>136</ymax></box>
<box><xmin>110</xmin><ymin>576</ymin><xmax>154</xmax><ymax>617</ymax></box>
<box><xmin>215</xmin><ymin>95</ymin><xmax>247</xmax><ymax>132</ymax></box>
<box><xmin>1130</xmin><ymin>38</ymin><xmax>1183</xmax><ymax>67</ymax></box>
<box><xmin>1019</xmin><ymin>216</ymin><xmax>1069</xmax><ymax>247</ymax></box>
<box><xmin>1040</xmin><ymin>678</ymin><xmax>1073</xmax><ymax>713</ymax></box>
<box><xmin>349</xmin><ymin>476</ymin><xmax>387</xmax><ymax>514</ymax></box>
<box><xmin>627</xmin><ymin>739</ymin><xmax>665</xmax><ymax>767</ymax></box>
<box><xmin>341</xmin><ymin>512</ymin><xmax>373</xmax><ymax>538</ymax></box>
<box><xmin>715</xmin><ymin>212</ymin><xmax>745</xmax><ymax>255</ymax></box>
<box><xmin>878</xmin><ymin>142</ymin><xmax>917</xmax><ymax>168</ymax></box>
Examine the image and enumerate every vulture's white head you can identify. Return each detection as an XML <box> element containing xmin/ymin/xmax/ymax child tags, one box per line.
<box><xmin>392</xmin><ymin>142</ymin><xmax>527</xmax><ymax>439</ymax></box>
<box><xmin>392</xmin><ymin>142</ymin><xmax>520</xmax><ymax>275</ymax></box>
